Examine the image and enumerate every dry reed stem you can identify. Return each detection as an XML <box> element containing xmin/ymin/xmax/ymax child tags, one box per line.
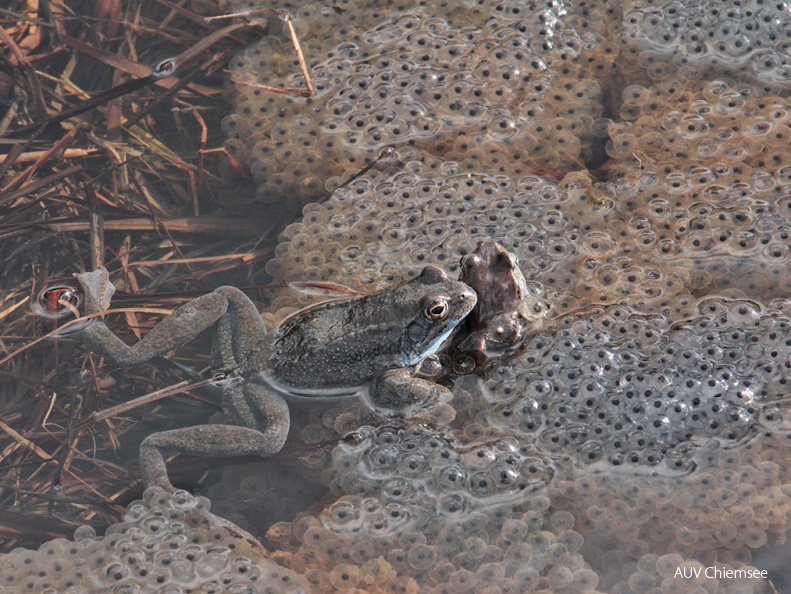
<box><xmin>38</xmin><ymin>216</ymin><xmax>269</xmax><ymax>235</ymax></box>
<box><xmin>0</xmin><ymin>147</ymin><xmax>98</xmax><ymax>163</ymax></box>
<box><xmin>224</xmin><ymin>9</ymin><xmax>314</xmax><ymax>97</ymax></box>
<box><xmin>84</xmin><ymin>378</ymin><xmax>215</xmax><ymax>425</ymax></box>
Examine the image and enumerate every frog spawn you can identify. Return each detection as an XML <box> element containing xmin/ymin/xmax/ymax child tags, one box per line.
<box><xmin>202</xmin><ymin>319</ymin><xmax>790</xmax><ymax>592</ymax></box>
<box><xmin>0</xmin><ymin>488</ymin><xmax>308</xmax><ymax>594</ymax></box>
<box><xmin>220</xmin><ymin>1</ymin><xmax>605</xmax><ymax>212</ymax></box>
<box><xmin>553</xmin><ymin>442</ymin><xmax>791</xmax><ymax>562</ymax></box>
<box><xmin>484</xmin><ymin>297</ymin><xmax>791</xmax><ymax>471</ymax></box>
<box><xmin>268</xmin><ymin>446</ymin><xmax>775</xmax><ymax>593</ymax></box>
<box><xmin>269</xmin><ymin>488</ymin><xmax>600</xmax><ymax>594</ymax></box>
<box><xmin>252</xmin><ymin>407</ymin><xmax>782</xmax><ymax>593</ymax></box>
<box><xmin>326</xmin><ymin>424</ymin><xmax>553</xmax><ymax>529</ymax></box>
<box><xmin>249</xmin><ymin>187</ymin><xmax>791</xmax><ymax>592</ymax></box>
<box><xmin>623</xmin><ymin>0</ymin><xmax>791</xmax><ymax>89</ymax></box>
<box><xmin>226</xmin><ymin>55</ymin><xmax>791</xmax><ymax>594</ymax></box>
<box><xmin>264</xmin><ymin>147</ymin><xmax>791</xmax><ymax>332</ymax></box>
<box><xmin>264</xmin><ymin>151</ymin><xmax>703</xmax><ymax>322</ymax></box>
<box><xmin>243</xmin><ymin>3</ymin><xmax>791</xmax><ymax>314</ymax></box>
<box><xmin>602</xmin><ymin>78</ymin><xmax>791</xmax><ymax>231</ymax></box>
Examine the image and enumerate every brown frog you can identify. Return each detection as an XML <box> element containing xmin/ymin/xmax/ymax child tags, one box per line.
<box><xmin>456</xmin><ymin>241</ymin><xmax>549</xmax><ymax>356</ymax></box>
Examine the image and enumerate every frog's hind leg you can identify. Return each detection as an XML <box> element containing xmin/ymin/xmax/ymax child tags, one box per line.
<box><xmin>76</xmin><ymin>267</ymin><xmax>265</xmax><ymax>367</ymax></box>
<box><xmin>140</xmin><ymin>382</ymin><xmax>289</xmax><ymax>490</ymax></box>
<box><xmin>209</xmin><ymin>294</ymin><xmax>267</xmax><ymax>377</ymax></box>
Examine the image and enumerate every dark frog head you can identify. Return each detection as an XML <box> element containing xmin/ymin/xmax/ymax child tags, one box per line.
<box><xmin>400</xmin><ymin>266</ymin><xmax>477</xmax><ymax>366</ymax></box>
<box><xmin>457</xmin><ymin>241</ymin><xmax>549</xmax><ymax>355</ymax></box>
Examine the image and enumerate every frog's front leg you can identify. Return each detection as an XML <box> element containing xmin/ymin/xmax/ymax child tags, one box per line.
<box><xmin>367</xmin><ymin>368</ymin><xmax>452</xmax><ymax>416</ymax></box>
<box><xmin>140</xmin><ymin>380</ymin><xmax>289</xmax><ymax>490</ymax></box>
<box><xmin>75</xmin><ymin>267</ymin><xmax>266</xmax><ymax>367</ymax></box>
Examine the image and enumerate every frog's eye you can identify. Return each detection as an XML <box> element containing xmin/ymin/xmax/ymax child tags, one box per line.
<box><xmin>424</xmin><ymin>298</ymin><xmax>449</xmax><ymax>321</ymax></box>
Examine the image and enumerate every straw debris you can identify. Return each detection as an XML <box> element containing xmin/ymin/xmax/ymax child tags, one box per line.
<box><xmin>0</xmin><ymin>0</ymin><xmax>306</xmax><ymax>550</ymax></box>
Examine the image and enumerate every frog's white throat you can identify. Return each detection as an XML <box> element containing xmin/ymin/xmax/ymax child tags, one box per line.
<box><xmin>401</xmin><ymin>324</ymin><xmax>457</xmax><ymax>367</ymax></box>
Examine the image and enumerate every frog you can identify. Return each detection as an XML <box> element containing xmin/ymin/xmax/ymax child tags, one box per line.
<box><xmin>74</xmin><ymin>265</ymin><xmax>476</xmax><ymax>491</ymax></box>
<box><xmin>454</xmin><ymin>241</ymin><xmax>549</xmax><ymax>356</ymax></box>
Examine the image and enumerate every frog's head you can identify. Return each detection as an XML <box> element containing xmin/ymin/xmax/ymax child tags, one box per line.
<box><xmin>460</xmin><ymin>241</ymin><xmax>527</xmax><ymax>319</ymax></box>
<box><xmin>400</xmin><ymin>266</ymin><xmax>477</xmax><ymax>366</ymax></box>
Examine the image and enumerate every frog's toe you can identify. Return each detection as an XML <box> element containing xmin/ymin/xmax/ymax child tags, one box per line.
<box><xmin>74</xmin><ymin>266</ymin><xmax>116</xmax><ymax>314</ymax></box>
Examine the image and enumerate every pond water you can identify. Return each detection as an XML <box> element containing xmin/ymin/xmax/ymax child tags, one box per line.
<box><xmin>3</xmin><ymin>0</ymin><xmax>791</xmax><ymax>593</ymax></box>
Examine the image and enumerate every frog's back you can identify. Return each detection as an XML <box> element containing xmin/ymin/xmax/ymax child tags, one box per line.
<box><xmin>266</xmin><ymin>299</ymin><xmax>410</xmax><ymax>391</ymax></box>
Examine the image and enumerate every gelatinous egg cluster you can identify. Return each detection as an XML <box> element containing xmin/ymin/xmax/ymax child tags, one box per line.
<box><xmin>228</xmin><ymin>4</ymin><xmax>791</xmax><ymax>586</ymax></box>
<box><xmin>268</xmin><ymin>488</ymin><xmax>600</xmax><ymax>594</ymax></box>
<box><xmin>485</xmin><ymin>297</ymin><xmax>790</xmax><ymax>470</ymax></box>
<box><xmin>549</xmin><ymin>440</ymin><xmax>791</xmax><ymax>566</ymax></box>
<box><xmin>325</xmin><ymin>424</ymin><xmax>553</xmax><ymax>530</ymax></box>
<box><xmin>623</xmin><ymin>0</ymin><xmax>791</xmax><ymax>88</ymax></box>
<box><xmin>0</xmin><ymin>488</ymin><xmax>308</xmax><ymax>594</ymax></box>
<box><xmin>610</xmin><ymin>77</ymin><xmax>791</xmax><ymax>176</ymax></box>
<box><xmin>221</xmin><ymin>2</ymin><xmax>604</xmax><ymax>208</ymax></box>
<box><xmin>250</xmin><ymin>85</ymin><xmax>791</xmax><ymax>593</ymax></box>
<box><xmin>264</xmin><ymin>145</ymin><xmax>791</xmax><ymax>326</ymax></box>
<box><xmin>263</xmin><ymin>150</ymin><xmax>705</xmax><ymax>320</ymax></box>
